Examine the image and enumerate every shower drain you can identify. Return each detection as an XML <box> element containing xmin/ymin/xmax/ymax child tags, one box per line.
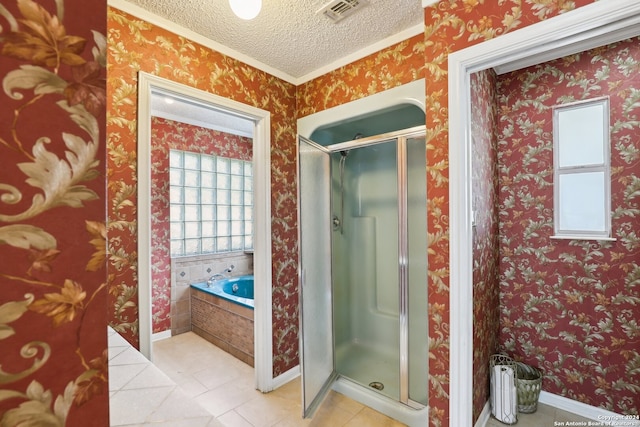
<box><xmin>368</xmin><ymin>381</ymin><xmax>384</xmax><ymax>391</ymax></box>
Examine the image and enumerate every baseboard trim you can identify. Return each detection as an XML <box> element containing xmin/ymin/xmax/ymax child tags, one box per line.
<box><xmin>151</xmin><ymin>330</ymin><xmax>172</xmax><ymax>342</ymax></box>
<box><xmin>475</xmin><ymin>392</ymin><xmax>640</xmax><ymax>426</ymax></box>
<box><xmin>474</xmin><ymin>401</ymin><xmax>491</xmax><ymax>427</ymax></box>
<box><xmin>539</xmin><ymin>391</ymin><xmax>640</xmax><ymax>425</ymax></box>
<box><xmin>271</xmin><ymin>365</ymin><xmax>300</xmax><ymax>390</ymax></box>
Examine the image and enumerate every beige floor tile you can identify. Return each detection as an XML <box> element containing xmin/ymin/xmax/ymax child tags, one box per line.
<box><xmin>108</xmin><ymin>329</ymin><xmax>132</xmax><ymax>347</ymax></box>
<box><xmin>109</xmin><ymin>329</ymin><xmax>216</xmax><ymax>427</ymax></box>
<box><xmin>216</xmin><ymin>410</ymin><xmax>254</xmax><ymax>427</ymax></box>
<box><xmin>110</xmin><ymin>347</ymin><xmax>151</xmax><ymax>366</ymax></box>
<box><xmin>270</xmin><ymin>378</ymin><xmax>303</xmax><ymax>403</ymax></box>
<box><xmin>485</xmin><ymin>403</ymin><xmax>596</xmax><ymax>427</ymax></box>
<box><xmin>208</xmin><ymin>419</ymin><xmax>228</xmax><ymax>427</ymax></box>
<box><xmin>108</xmin><ymin>344</ymin><xmax>128</xmax><ymax>361</ymax></box>
<box><xmin>553</xmin><ymin>408</ymin><xmax>592</xmax><ymax>423</ymax></box>
<box><xmin>109</xmin><ymin>363</ymin><xmax>147</xmax><ymax>391</ymax></box>
<box><xmin>344</xmin><ymin>407</ymin><xmax>407</xmax><ymax>427</ymax></box>
<box><xmin>148</xmin><ymin>387</ymin><xmax>213</xmax><ymax>422</ymax></box>
<box><xmin>148</xmin><ymin>332</ymin><xmax>418</xmax><ymax>427</ymax></box>
<box><xmin>112</xmin><ymin>329</ymin><xmax>614</xmax><ymax>427</ymax></box>
<box><xmin>234</xmin><ymin>394</ymin><xmax>296</xmax><ymax>427</ymax></box>
<box><xmin>324</xmin><ymin>391</ymin><xmax>366</xmax><ymax>416</ymax></box>
<box><xmin>109</xmin><ymin>386</ymin><xmax>175</xmax><ymax>426</ymax></box>
<box><xmin>172</xmin><ymin>374</ymin><xmax>210</xmax><ymax>397</ymax></box>
<box><xmin>271</xmin><ymin>413</ymin><xmax>313</xmax><ymax>427</ymax></box>
<box><xmin>517</xmin><ymin>408</ymin><xmax>554</xmax><ymax>426</ymax></box>
<box><xmin>149</xmin><ymin>353</ymin><xmax>181</xmax><ymax>375</ymax></box>
<box><xmin>132</xmin><ymin>418</ymin><xmax>214</xmax><ymax>427</ymax></box>
<box><xmin>270</xmin><ymin>395</ymin><xmax>304</xmax><ymax>426</ymax></box>
<box><xmin>308</xmin><ymin>403</ymin><xmax>357</xmax><ymax>427</ymax></box>
<box><xmin>533</xmin><ymin>402</ymin><xmax>556</xmax><ymax>417</ymax></box>
<box><xmin>122</xmin><ymin>364</ymin><xmax>176</xmax><ymax>390</ymax></box>
<box><xmin>192</xmin><ymin>363</ymin><xmax>249</xmax><ymax>390</ymax></box>
<box><xmin>194</xmin><ymin>380</ymin><xmax>258</xmax><ymax>417</ymax></box>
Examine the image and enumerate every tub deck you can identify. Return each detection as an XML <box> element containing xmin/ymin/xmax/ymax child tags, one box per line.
<box><xmin>191</xmin><ymin>275</ymin><xmax>254</xmax><ymax>309</ymax></box>
<box><xmin>190</xmin><ymin>285</ymin><xmax>254</xmax><ymax>366</ymax></box>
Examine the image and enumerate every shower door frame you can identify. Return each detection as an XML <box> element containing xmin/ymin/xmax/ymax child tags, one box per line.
<box><xmin>298</xmin><ymin>135</ymin><xmax>336</xmax><ymax>418</ymax></box>
<box><xmin>298</xmin><ymin>125</ymin><xmax>427</xmax><ymax>416</ymax></box>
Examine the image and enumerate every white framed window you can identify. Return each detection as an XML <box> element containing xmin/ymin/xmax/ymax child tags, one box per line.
<box><xmin>552</xmin><ymin>97</ymin><xmax>613</xmax><ymax>240</ymax></box>
<box><xmin>169</xmin><ymin>149</ymin><xmax>253</xmax><ymax>256</ymax></box>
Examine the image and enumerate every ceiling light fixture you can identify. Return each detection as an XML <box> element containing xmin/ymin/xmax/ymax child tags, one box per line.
<box><xmin>229</xmin><ymin>0</ymin><xmax>262</xmax><ymax>20</ymax></box>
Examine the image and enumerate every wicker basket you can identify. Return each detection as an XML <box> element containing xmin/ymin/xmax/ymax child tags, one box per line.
<box><xmin>516</xmin><ymin>362</ymin><xmax>542</xmax><ymax>413</ymax></box>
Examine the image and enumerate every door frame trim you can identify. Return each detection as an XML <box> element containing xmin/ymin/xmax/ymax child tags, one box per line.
<box><xmin>137</xmin><ymin>71</ymin><xmax>274</xmax><ymax>391</ymax></box>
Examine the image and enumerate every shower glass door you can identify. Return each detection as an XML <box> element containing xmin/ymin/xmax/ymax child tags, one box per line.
<box><xmin>298</xmin><ymin>136</ymin><xmax>336</xmax><ymax>417</ymax></box>
<box><xmin>406</xmin><ymin>136</ymin><xmax>428</xmax><ymax>407</ymax></box>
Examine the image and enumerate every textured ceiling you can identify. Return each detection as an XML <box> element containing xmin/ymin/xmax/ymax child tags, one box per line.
<box><xmin>118</xmin><ymin>0</ymin><xmax>424</xmax><ymax>81</ymax></box>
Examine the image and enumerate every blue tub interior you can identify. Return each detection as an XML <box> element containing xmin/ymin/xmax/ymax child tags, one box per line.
<box><xmin>191</xmin><ymin>274</ymin><xmax>254</xmax><ymax>309</ymax></box>
<box><xmin>222</xmin><ymin>276</ymin><xmax>254</xmax><ymax>299</ymax></box>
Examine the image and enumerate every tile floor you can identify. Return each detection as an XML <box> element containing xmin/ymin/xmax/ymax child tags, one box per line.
<box><xmin>485</xmin><ymin>401</ymin><xmax>592</xmax><ymax>427</ymax></box>
<box><xmin>109</xmin><ymin>327</ymin><xmax>597</xmax><ymax>427</ymax></box>
<box><xmin>108</xmin><ymin>328</ymin><xmax>219</xmax><ymax>426</ymax></box>
<box><xmin>108</xmin><ymin>328</ymin><xmax>406</xmax><ymax>426</ymax></box>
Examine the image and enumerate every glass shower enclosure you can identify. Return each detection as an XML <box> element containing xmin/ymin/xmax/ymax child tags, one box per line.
<box><xmin>298</xmin><ymin>126</ymin><xmax>428</xmax><ymax>420</ymax></box>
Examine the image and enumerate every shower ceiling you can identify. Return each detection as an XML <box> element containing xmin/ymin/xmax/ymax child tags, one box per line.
<box><xmin>112</xmin><ymin>0</ymin><xmax>425</xmax><ymax>83</ymax></box>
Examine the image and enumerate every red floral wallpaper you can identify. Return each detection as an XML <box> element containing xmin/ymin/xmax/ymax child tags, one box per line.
<box><xmin>150</xmin><ymin>117</ymin><xmax>252</xmax><ymax>333</ymax></box>
<box><xmin>423</xmin><ymin>1</ymin><xmax>597</xmax><ymax>425</ymax></box>
<box><xmin>3</xmin><ymin>0</ymin><xmax>625</xmax><ymax>425</ymax></box>
<box><xmin>296</xmin><ymin>33</ymin><xmax>425</xmax><ymax>118</ymax></box>
<box><xmin>0</xmin><ymin>0</ymin><xmax>108</xmax><ymax>425</ymax></box>
<box><xmin>470</xmin><ymin>70</ymin><xmax>501</xmax><ymax>422</ymax></box>
<box><xmin>106</xmin><ymin>7</ymin><xmax>299</xmax><ymax>376</ymax></box>
<box><xmin>496</xmin><ymin>37</ymin><xmax>640</xmax><ymax>414</ymax></box>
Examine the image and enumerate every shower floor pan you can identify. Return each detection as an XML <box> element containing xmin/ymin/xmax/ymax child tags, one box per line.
<box><xmin>335</xmin><ymin>341</ymin><xmax>400</xmax><ymax>400</ymax></box>
<box><xmin>333</xmin><ymin>341</ymin><xmax>429</xmax><ymax>427</ymax></box>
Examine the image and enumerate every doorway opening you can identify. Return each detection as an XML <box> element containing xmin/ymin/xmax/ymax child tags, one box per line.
<box><xmin>297</xmin><ymin>79</ymin><xmax>429</xmax><ymax>427</ymax></box>
<box><xmin>448</xmin><ymin>2</ymin><xmax>640</xmax><ymax>425</ymax></box>
<box><xmin>136</xmin><ymin>72</ymin><xmax>274</xmax><ymax>391</ymax></box>
<box><xmin>298</xmin><ymin>127</ymin><xmax>429</xmax><ymax>427</ymax></box>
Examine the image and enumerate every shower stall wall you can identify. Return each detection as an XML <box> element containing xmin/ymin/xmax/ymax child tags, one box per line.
<box><xmin>298</xmin><ymin>126</ymin><xmax>428</xmax><ymax>427</ymax></box>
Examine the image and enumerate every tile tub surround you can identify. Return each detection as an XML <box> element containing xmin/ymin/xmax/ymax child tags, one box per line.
<box><xmin>171</xmin><ymin>252</ymin><xmax>253</xmax><ymax>335</ymax></box>
<box><xmin>191</xmin><ymin>286</ymin><xmax>255</xmax><ymax>366</ymax></box>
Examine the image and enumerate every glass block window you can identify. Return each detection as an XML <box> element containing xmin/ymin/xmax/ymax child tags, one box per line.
<box><xmin>169</xmin><ymin>150</ymin><xmax>253</xmax><ymax>256</ymax></box>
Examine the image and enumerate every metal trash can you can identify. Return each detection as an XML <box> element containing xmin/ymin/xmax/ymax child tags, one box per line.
<box><xmin>516</xmin><ymin>362</ymin><xmax>542</xmax><ymax>413</ymax></box>
<box><xmin>490</xmin><ymin>354</ymin><xmax>517</xmax><ymax>424</ymax></box>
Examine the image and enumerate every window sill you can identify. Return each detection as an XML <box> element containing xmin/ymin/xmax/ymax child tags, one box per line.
<box><xmin>551</xmin><ymin>235</ymin><xmax>616</xmax><ymax>242</ymax></box>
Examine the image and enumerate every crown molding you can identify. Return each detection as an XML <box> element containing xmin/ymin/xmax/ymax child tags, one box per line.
<box><xmin>295</xmin><ymin>23</ymin><xmax>424</xmax><ymax>84</ymax></box>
